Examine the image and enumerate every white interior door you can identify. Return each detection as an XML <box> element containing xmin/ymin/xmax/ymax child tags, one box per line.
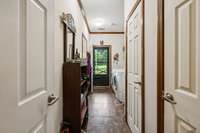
<box><xmin>164</xmin><ymin>0</ymin><xmax>200</xmax><ymax>132</ymax></box>
<box><xmin>127</xmin><ymin>10</ymin><xmax>135</xmax><ymax>132</ymax></box>
<box><xmin>0</xmin><ymin>0</ymin><xmax>55</xmax><ymax>132</ymax></box>
<box><xmin>127</xmin><ymin>2</ymin><xmax>143</xmax><ymax>133</ymax></box>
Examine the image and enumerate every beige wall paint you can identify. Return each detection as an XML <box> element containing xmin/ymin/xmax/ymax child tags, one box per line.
<box><xmin>144</xmin><ymin>0</ymin><xmax>158</xmax><ymax>133</ymax></box>
<box><xmin>53</xmin><ymin>0</ymin><xmax>89</xmax><ymax>132</ymax></box>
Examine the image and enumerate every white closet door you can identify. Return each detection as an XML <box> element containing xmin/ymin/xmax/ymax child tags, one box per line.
<box><xmin>127</xmin><ymin>2</ymin><xmax>143</xmax><ymax>133</ymax></box>
<box><xmin>0</xmin><ymin>0</ymin><xmax>55</xmax><ymax>132</ymax></box>
<box><xmin>164</xmin><ymin>0</ymin><xmax>200</xmax><ymax>132</ymax></box>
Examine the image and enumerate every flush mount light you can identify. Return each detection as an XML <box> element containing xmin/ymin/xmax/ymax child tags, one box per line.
<box><xmin>97</xmin><ymin>27</ymin><xmax>105</xmax><ymax>31</ymax></box>
<box><xmin>93</xmin><ymin>18</ymin><xmax>105</xmax><ymax>27</ymax></box>
<box><xmin>111</xmin><ymin>22</ymin><xmax>117</xmax><ymax>26</ymax></box>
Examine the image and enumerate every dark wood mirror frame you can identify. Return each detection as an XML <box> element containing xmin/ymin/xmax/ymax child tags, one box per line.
<box><xmin>63</xmin><ymin>24</ymin><xmax>75</xmax><ymax>61</ymax></box>
<box><xmin>61</xmin><ymin>13</ymin><xmax>76</xmax><ymax>62</ymax></box>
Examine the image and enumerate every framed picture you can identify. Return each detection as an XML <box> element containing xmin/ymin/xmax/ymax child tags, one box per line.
<box><xmin>82</xmin><ymin>33</ymin><xmax>88</xmax><ymax>58</ymax></box>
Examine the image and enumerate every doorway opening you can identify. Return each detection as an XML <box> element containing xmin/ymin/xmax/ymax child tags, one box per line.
<box><xmin>93</xmin><ymin>45</ymin><xmax>111</xmax><ymax>87</ymax></box>
<box><xmin>88</xmin><ymin>44</ymin><xmax>131</xmax><ymax>132</ymax></box>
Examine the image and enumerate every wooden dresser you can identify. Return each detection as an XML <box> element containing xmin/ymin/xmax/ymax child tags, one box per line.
<box><xmin>63</xmin><ymin>62</ymin><xmax>89</xmax><ymax>133</ymax></box>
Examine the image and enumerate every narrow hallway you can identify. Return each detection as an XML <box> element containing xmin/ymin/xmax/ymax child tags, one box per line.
<box><xmin>87</xmin><ymin>88</ymin><xmax>131</xmax><ymax>133</ymax></box>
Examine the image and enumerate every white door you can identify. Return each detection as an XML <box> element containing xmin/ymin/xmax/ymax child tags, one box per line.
<box><xmin>0</xmin><ymin>0</ymin><xmax>55</xmax><ymax>132</ymax></box>
<box><xmin>164</xmin><ymin>0</ymin><xmax>200</xmax><ymax>132</ymax></box>
<box><xmin>127</xmin><ymin>2</ymin><xmax>143</xmax><ymax>133</ymax></box>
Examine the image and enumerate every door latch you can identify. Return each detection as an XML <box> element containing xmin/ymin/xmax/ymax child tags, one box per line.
<box><xmin>163</xmin><ymin>93</ymin><xmax>177</xmax><ymax>105</ymax></box>
<box><xmin>48</xmin><ymin>94</ymin><xmax>59</xmax><ymax>106</ymax></box>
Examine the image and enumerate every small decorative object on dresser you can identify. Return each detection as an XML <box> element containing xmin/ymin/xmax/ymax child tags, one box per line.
<box><xmin>74</xmin><ymin>48</ymin><xmax>81</xmax><ymax>60</ymax></box>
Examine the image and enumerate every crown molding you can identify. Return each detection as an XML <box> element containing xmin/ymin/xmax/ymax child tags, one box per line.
<box><xmin>77</xmin><ymin>0</ymin><xmax>91</xmax><ymax>33</ymax></box>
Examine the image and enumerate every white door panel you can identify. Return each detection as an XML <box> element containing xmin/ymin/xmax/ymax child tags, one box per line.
<box><xmin>127</xmin><ymin>2</ymin><xmax>143</xmax><ymax>133</ymax></box>
<box><xmin>26</xmin><ymin>0</ymin><xmax>46</xmax><ymax>94</ymax></box>
<box><xmin>164</xmin><ymin>0</ymin><xmax>200</xmax><ymax>132</ymax></box>
<box><xmin>133</xmin><ymin>84</ymin><xmax>142</xmax><ymax>133</ymax></box>
<box><xmin>0</xmin><ymin>0</ymin><xmax>54</xmax><ymax>132</ymax></box>
<box><xmin>128</xmin><ymin>84</ymin><xmax>134</xmax><ymax>132</ymax></box>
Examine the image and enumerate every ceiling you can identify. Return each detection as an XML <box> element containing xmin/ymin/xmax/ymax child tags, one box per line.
<box><xmin>80</xmin><ymin>0</ymin><xmax>124</xmax><ymax>32</ymax></box>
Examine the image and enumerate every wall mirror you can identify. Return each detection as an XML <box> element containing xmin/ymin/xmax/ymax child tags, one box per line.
<box><xmin>61</xmin><ymin>13</ymin><xmax>76</xmax><ymax>62</ymax></box>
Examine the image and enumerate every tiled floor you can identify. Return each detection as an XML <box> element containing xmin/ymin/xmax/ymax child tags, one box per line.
<box><xmin>87</xmin><ymin>88</ymin><xmax>131</xmax><ymax>133</ymax></box>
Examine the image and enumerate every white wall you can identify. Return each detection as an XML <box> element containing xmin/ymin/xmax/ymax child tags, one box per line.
<box><xmin>53</xmin><ymin>0</ymin><xmax>89</xmax><ymax>132</ymax></box>
<box><xmin>144</xmin><ymin>0</ymin><xmax>158</xmax><ymax>133</ymax></box>
<box><xmin>89</xmin><ymin>34</ymin><xmax>125</xmax><ymax>69</ymax></box>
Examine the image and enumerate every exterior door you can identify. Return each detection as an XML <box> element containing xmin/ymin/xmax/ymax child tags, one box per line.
<box><xmin>127</xmin><ymin>2</ymin><xmax>143</xmax><ymax>133</ymax></box>
<box><xmin>0</xmin><ymin>0</ymin><xmax>55</xmax><ymax>132</ymax></box>
<box><xmin>93</xmin><ymin>46</ymin><xmax>110</xmax><ymax>86</ymax></box>
<box><xmin>164</xmin><ymin>0</ymin><xmax>200</xmax><ymax>132</ymax></box>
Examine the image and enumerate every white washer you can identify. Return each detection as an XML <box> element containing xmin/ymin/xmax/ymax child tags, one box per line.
<box><xmin>111</xmin><ymin>69</ymin><xmax>125</xmax><ymax>103</ymax></box>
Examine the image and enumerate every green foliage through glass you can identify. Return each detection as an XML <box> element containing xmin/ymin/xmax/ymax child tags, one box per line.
<box><xmin>94</xmin><ymin>49</ymin><xmax>108</xmax><ymax>75</ymax></box>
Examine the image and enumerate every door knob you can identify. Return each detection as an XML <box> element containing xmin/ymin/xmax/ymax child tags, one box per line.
<box><xmin>48</xmin><ymin>94</ymin><xmax>59</xmax><ymax>106</ymax></box>
<box><xmin>134</xmin><ymin>81</ymin><xmax>142</xmax><ymax>85</ymax></box>
<box><xmin>163</xmin><ymin>93</ymin><xmax>177</xmax><ymax>104</ymax></box>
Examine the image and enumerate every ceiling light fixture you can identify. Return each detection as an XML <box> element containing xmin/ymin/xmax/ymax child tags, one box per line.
<box><xmin>97</xmin><ymin>27</ymin><xmax>105</xmax><ymax>31</ymax></box>
<box><xmin>93</xmin><ymin>18</ymin><xmax>105</xmax><ymax>27</ymax></box>
<box><xmin>111</xmin><ymin>22</ymin><xmax>117</xmax><ymax>26</ymax></box>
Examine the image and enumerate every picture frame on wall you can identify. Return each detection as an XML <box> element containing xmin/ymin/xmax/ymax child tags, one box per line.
<box><xmin>82</xmin><ymin>33</ymin><xmax>88</xmax><ymax>58</ymax></box>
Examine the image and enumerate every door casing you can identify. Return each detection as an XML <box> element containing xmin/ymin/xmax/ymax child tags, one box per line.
<box><xmin>157</xmin><ymin>0</ymin><xmax>165</xmax><ymax>133</ymax></box>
